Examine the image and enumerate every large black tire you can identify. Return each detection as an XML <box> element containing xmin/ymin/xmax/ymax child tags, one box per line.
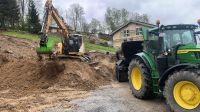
<box><xmin>164</xmin><ymin>70</ymin><xmax>200</xmax><ymax>112</ymax></box>
<box><xmin>128</xmin><ymin>58</ymin><xmax>153</xmax><ymax>99</ymax></box>
<box><xmin>116</xmin><ymin>65</ymin><xmax>128</xmax><ymax>82</ymax></box>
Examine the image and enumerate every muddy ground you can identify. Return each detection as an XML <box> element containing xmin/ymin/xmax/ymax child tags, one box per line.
<box><xmin>0</xmin><ymin>35</ymin><xmax>166</xmax><ymax>112</ymax></box>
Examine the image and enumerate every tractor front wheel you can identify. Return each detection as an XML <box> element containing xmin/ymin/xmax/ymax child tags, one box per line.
<box><xmin>128</xmin><ymin>58</ymin><xmax>153</xmax><ymax>99</ymax></box>
<box><xmin>164</xmin><ymin>70</ymin><xmax>200</xmax><ymax>112</ymax></box>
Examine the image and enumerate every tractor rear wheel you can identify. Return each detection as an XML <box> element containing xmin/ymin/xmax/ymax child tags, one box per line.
<box><xmin>128</xmin><ymin>58</ymin><xmax>153</xmax><ymax>99</ymax></box>
<box><xmin>164</xmin><ymin>70</ymin><xmax>200</xmax><ymax>112</ymax></box>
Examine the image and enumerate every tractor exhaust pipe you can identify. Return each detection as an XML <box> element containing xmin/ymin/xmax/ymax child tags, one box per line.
<box><xmin>156</xmin><ymin>20</ymin><xmax>160</xmax><ymax>27</ymax></box>
<box><xmin>197</xmin><ymin>19</ymin><xmax>200</xmax><ymax>27</ymax></box>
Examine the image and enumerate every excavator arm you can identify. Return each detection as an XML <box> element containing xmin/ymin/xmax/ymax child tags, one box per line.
<box><xmin>37</xmin><ymin>0</ymin><xmax>85</xmax><ymax>60</ymax></box>
<box><xmin>37</xmin><ymin>0</ymin><xmax>69</xmax><ymax>54</ymax></box>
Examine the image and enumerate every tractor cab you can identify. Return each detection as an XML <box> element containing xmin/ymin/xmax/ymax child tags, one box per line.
<box><xmin>144</xmin><ymin>24</ymin><xmax>200</xmax><ymax>75</ymax></box>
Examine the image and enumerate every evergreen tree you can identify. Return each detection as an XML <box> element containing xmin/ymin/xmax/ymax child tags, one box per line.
<box><xmin>0</xmin><ymin>0</ymin><xmax>7</xmax><ymax>28</ymax></box>
<box><xmin>27</xmin><ymin>0</ymin><xmax>41</xmax><ymax>34</ymax></box>
<box><xmin>0</xmin><ymin>0</ymin><xmax>20</xmax><ymax>28</ymax></box>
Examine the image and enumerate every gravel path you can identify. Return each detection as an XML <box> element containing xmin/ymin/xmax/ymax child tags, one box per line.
<box><xmin>45</xmin><ymin>82</ymin><xmax>167</xmax><ymax>112</ymax></box>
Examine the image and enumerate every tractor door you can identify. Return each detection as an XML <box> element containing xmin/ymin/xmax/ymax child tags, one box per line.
<box><xmin>155</xmin><ymin>31</ymin><xmax>181</xmax><ymax>73</ymax></box>
<box><xmin>143</xmin><ymin>31</ymin><xmax>169</xmax><ymax>76</ymax></box>
<box><xmin>163</xmin><ymin>32</ymin><xmax>179</xmax><ymax>66</ymax></box>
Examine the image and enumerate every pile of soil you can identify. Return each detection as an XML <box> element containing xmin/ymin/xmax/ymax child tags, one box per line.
<box><xmin>0</xmin><ymin>35</ymin><xmax>37</xmax><ymax>60</ymax></box>
<box><xmin>0</xmin><ymin>56</ymin><xmax>115</xmax><ymax>94</ymax></box>
<box><xmin>0</xmin><ymin>35</ymin><xmax>115</xmax><ymax>95</ymax></box>
<box><xmin>0</xmin><ymin>55</ymin><xmax>9</xmax><ymax>66</ymax></box>
<box><xmin>0</xmin><ymin>35</ymin><xmax>115</xmax><ymax>111</ymax></box>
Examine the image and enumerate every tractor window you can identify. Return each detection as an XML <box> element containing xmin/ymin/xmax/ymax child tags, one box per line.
<box><xmin>148</xmin><ymin>33</ymin><xmax>159</xmax><ymax>40</ymax></box>
<box><xmin>163</xmin><ymin>30</ymin><xmax>195</xmax><ymax>49</ymax></box>
<box><xmin>196</xmin><ymin>34</ymin><xmax>200</xmax><ymax>44</ymax></box>
<box><xmin>182</xmin><ymin>31</ymin><xmax>194</xmax><ymax>44</ymax></box>
<box><xmin>144</xmin><ymin>33</ymin><xmax>159</xmax><ymax>54</ymax></box>
<box><xmin>171</xmin><ymin>34</ymin><xmax>181</xmax><ymax>47</ymax></box>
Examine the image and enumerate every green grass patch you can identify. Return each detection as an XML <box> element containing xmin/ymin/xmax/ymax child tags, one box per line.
<box><xmin>1</xmin><ymin>31</ymin><xmax>61</xmax><ymax>43</ymax></box>
<box><xmin>85</xmin><ymin>42</ymin><xmax>117</xmax><ymax>54</ymax></box>
<box><xmin>1</xmin><ymin>31</ymin><xmax>117</xmax><ymax>53</ymax></box>
<box><xmin>2</xmin><ymin>31</ymin><xmax>39</xmax><ymax>41</ymax></box>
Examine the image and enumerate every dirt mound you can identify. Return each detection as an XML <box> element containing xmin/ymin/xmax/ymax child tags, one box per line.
<box><xmin>0</xmin><ymin>35</ymin><xmax>116</xmax><ymax>111</ymax></box>
<box><xmin>0</xmin><ymin>35</ymin><xmax>37</xmax><ymax>60</ymax></box>
<box><xmin>0</xmin><ymin>35</ymin><xmax>115</xmax><ymax>94</ymax></box>
<box><xmin>0</xmin><ymin>54</ymin><xmax>115</xmax><ymax>96</ymax></box>
<box><xmin>0</xmin><ymin>55</ymin><xmax>9</xmax><ymax>66</ymax></box>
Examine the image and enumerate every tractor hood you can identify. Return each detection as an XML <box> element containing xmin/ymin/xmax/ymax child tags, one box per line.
<box><xmin>177</xmin><ymin>44</ymin><xmax>200</xmax><ymax>52</ymax></box>
<box><xmin>177</xmin><ymin>44</ymin><xmax>200</xmax><ymax>64</ymax></box>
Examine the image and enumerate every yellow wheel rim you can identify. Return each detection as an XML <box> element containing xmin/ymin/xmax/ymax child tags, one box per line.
<box><xmin>131</xmin><ymin>66</ymin><xmax>142</xmax><ymax>91</ymax></box>
<box><xmin>173</xmin><ymin>81</ymin><xmax>200</xmax><ymax>110</ymax></box>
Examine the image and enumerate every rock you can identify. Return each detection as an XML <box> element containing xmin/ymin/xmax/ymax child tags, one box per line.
<box><xmin>89</xmin><ymin>50</ymin><xmax>96</xmax><ymax>53</ymax></box>
<box><xmin>94</xmin><ymin>66</ymin><xmax>100</xmax><ymax>71</ymax></box>
<box><xmin>89</xmin><ymin>62</ymin><xmax>99</xmax><ymax>66</ymax></box>
<box><xmin>4</xmin><ymin>50</ymin><xmax>13</xmax><ymax>54</ymax></box>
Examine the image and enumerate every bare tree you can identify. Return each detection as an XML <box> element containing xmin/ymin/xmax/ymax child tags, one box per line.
<box><xmin>89</xmin><ymin>18</ymin><xmax>101</xmax><ymax>33</ymax></box>
<box><xmin>121</xmin><ymin>8</ymin><xmax>129</xmax><ymax>24</ymax></box>
<box><xmin>79</xmin><ymin>17</ymin><xmax>89</xmax><ymax>33</ymax></box>
<box><xmin>105</xmin><ymin>7</ymin><xmax>128</xmax><ymax>32</ymax></box>
<box><xmin>82</xmin><ymin>22</ymin><xmax>90</xmax><ymax>33</ymax></box>
<box><xmin>18</xmin><ymin>0</ymin><xmax>28</xmax><ymax>29</ymax></box>
<box><xmin>129</xmin><ymin>12</ymin><xmax>149</xmax><ymax>23</ymax></box>
<box><xmin>68</xmin><ymin>3</ymin><xmax>84</xmax><ymax>32</ymax></box>
<box><xmin>56</xmin><ymin>7</ymin><xmax>65</xmax><ymax>18</ymax></box>
<box><xmin>141</xmin><ymin>14</ymin><xmax>149</xmax><ymax>23</ymax></box>
<box><xmin>105</xmin><ymin>7</ymin><xmax>150</xmax><ymax>32</ymax></box>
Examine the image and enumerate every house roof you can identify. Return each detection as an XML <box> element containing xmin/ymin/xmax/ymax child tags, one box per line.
<box><xmin>110</xmin><ymin>20</ymin><xmax>156</xmax><ymax>36</ymax></box>
<box><xmin>49</xmin><ymin>25</ymin><xmax>74</xmax><ymax>31</ymax></box>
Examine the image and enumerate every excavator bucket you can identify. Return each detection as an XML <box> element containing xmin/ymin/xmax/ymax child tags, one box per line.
<box><xmin>36</xmin><ymin>38</ymin><xmax>55</xmax><ymax>54</ymax></box>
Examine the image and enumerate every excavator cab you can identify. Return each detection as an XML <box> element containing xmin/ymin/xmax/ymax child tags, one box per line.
<box><xmin>60</xmin><ymin>34</ymin><xmax>84</xmax><ymax>55</ymax></box>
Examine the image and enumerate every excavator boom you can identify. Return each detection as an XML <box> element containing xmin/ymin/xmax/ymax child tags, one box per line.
<box><xmin>36</xmin><ymin>0</ymin><xmax>69</xmax><ymax>54</ymax></box>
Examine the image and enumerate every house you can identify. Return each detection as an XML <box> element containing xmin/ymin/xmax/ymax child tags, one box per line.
<box><xmin>110</xmin><ymin>20</ymin><xmax>156</xmax><ymax>48</ymax></box>
<box><xmin>49</xmin><ymin>26</ymin><xmax>73</xmax><ymax>35</ymax></box>
<box><xmin>49</xmin><ymin>26</ymin><xmax>62</xmax><ymax>34</ymax></box>
<box><xmin>88</xmin><ymin>33</ymin><xmax>111</xmax><ymax>44</ymax></box>
<box><xmin>98</xmin><ymin>33</ymin><xmax>110</xmax><ymax>41</ymax></box>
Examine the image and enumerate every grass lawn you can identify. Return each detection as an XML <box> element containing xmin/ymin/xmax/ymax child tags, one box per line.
<box><xmin>85</xmin><ymin>42</ymin><xmax>117</xmax><ymax>53</ymax></box>
<box><xmin>1</xmin><ymin>31</ymin><xmax>60</xmax><ymax>43</ymax></box>
<box><xmin>1</xmin><ymin>31</ymin><xmax>117</xmax><ymax>54</ymax></box>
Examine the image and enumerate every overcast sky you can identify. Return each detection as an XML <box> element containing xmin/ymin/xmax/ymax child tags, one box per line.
<box><xmin>42</xmin><ymin>0</ymin><xmax>200</xmax><ymax>25</ymax></box>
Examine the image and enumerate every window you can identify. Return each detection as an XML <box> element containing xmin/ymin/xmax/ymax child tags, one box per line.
<box><xmin>123</xmin><ymin>29</ymin><xmax>130</xmax><ymax>37</ymax></box>
<box><xmin>136</xmin><ymin>27</ymin><xmax>142</xmax><ymax>35</ymax></box>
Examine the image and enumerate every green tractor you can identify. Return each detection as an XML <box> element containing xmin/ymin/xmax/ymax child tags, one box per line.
<box><xmin>116</xmin><ymin>21</ymin><xmax>200</xmax><ymax>111</ymax></box>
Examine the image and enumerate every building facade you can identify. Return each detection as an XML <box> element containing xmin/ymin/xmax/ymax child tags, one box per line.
<box><xmin>110</xmin><ymin>21</ymin><xmax>156</xmax><ymax>48</ymax></box>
